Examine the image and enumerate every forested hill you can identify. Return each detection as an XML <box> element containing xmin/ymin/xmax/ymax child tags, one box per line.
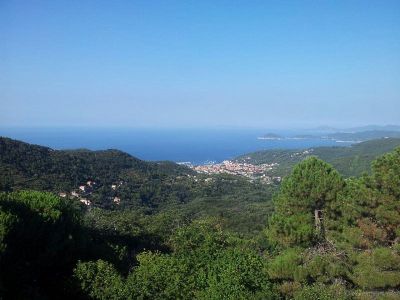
<box><xmin>0</xmin><ymin>136</ymin><xmax>277</xmax><ymax>237</ymax></box>
<box><xmin>1</xmin><ymin>143</ymin><xmax>400</xmax><ymax>299</ymax></box>
<box><xmin>235</xmin><ymin>138</ymin><xmax>400</xmax><ymax>177</ymax></box>
<box><xmin>0</xmin><ymin>136</ymin><xmax>193</xmax><ymax>192</ymax></box>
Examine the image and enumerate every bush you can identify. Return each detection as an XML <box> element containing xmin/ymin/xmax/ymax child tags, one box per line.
<box><xmin>74</xmin><ymin>260</ymin><xmax>124</xmax><ymax>300</ymax></box>
<box><xmin>294</xmin><ymin>283</ymin><xmax>352</xmax><ymax>300</ymax></box>
<box><xmin>268</xmin><ymin>248</ymin><xmax>302</xmax><ymax>280</ymax></box>
<box><xmin>0</xmin><ymin>191</ymin><xmax>84</xmax><ymax>298</ymax></box>
<box><xmin>351</xmin><ymin>248</ymin><xmax>400</xmax><ymax>289</ymax></box>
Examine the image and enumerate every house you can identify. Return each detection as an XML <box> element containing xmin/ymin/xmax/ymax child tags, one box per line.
<box><xmin>80</xmin><ymin>199</ymin><xmax>91</xmax><ymax>206</ymax></box>
<box><xmin>113</xmin><ymin>197</ymin><xmax>121</xmax><ymax>205</ymax></box>
<box><xmin>71</xmin><ymin>191</ymin><xmax>79</xmax><ymax>197</ymax></box>
<box><xmin>59</xmin><ymin>192</ymin><xmax>67</xmax><ymax>198</ymax></box>
<box><xmin>111</xmin><ymin>184</ymin><xmax>117</xmax><ymax>190</ymax></box>
<box><xmin>79</xmin><ymin>185</ymin><xmax>86</xmax><ymax>192</ymax></box>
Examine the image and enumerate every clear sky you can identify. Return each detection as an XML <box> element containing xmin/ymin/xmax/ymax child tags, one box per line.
<box><xmin>1</xmin><ymin>1</ymin><xmax>399</xmax><ymax>128</ymax></box>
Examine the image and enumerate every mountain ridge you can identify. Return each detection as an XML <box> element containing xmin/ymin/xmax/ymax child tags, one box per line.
<box><xmin>236</xmin><ymin>138</ymin><xmax>400</xmax><ymax>177</ymax></box>
<box><xmin>0</xmin><ymin>136</ymin><xmax>193</xmax><ymax>193</ymax></box>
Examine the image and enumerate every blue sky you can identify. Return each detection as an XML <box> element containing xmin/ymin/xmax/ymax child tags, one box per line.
<box><xmin>1</xmin><ymin>0</ymin><xmax>399</xmax><ymax>128</ymax></box>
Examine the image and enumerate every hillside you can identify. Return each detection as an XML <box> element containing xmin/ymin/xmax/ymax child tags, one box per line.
<box><xmin>1</xmin><ymin>144</ymin><xmax>399</xmax><ymax>299</ymax></box>
<box><xmin>0</xmin><ymin>137</ymin><xmax>193</xmax><ymax>192</ymax></box>
<box><xmin>326</xmin><ymin>130</ymin><xmax>400</xmax><ymax>141</ymax></box>
<box><xmin>235</xmin><ymin>138</ymin><xmax>400</xmax><ymax>177</ymax></box>
<box><xmin>0</xmin><ymin>137</ymin><xmax>276</xmax><ymax>236</ymax></box>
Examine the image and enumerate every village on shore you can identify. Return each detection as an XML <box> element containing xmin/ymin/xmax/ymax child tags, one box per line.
<box><xmin>183</xmin><ymin>160</ymin><xmax>282</xmax><ymax>184</ymax></box>
<box><xmin>59</xmin><ymin>160</ymin><xmax>282</xmax><ymax>207</ymax></box>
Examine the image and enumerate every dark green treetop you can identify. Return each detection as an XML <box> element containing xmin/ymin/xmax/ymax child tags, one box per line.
<box><xmin>266</xmin><ymin>157</ymin><xmax>345</xmax><ymax>248</ymax></box>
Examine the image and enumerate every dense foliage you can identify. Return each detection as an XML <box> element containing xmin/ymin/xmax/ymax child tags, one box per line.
<box><xmin>236</xmin><ymin>138</ymin><xmax>400</xmax><ymax>177</ymax></box>
<box><xmin>263</xmin><ymin>150</ymin><xmax>400</xmax><ymax>299</ymax></box>
<box><xmin>74</xmin><ymin>219</ymin><xmax>277</xmax><ymax>299</ymax></box>
<box><xmin>266</xmin><ymin>157</ymin><xmax>344</xmax><ymax>248</ymax></box>
<box><xmin>0</xmin><ymin>137</ymin><xmax>192</xmax><ymax>193</ymax></box>
<box><xmin>0</xmin><ymin>191</ymin><xmax>84</xmax><ymax>298</ymax></box>
<box><xmin>1</xmin><ymin>138</ymin><xmax>400</xmax><ymax>299</ymax></box>
<box><xmin>0</xmin><ymin>137</ymin><xmax>276</xmax><ymax>236</ymax></box>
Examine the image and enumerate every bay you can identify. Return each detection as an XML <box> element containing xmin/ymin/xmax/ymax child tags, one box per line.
<box><xmin>0</xmin><ymin>127</ymin><xmax>352</xmax><ymax>165</ymax></box>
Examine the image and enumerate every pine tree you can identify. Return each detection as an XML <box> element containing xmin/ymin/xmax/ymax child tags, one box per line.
<box><xmin>266</xmin><ymin>157</ymin><xmax>344</xmax><ymax>248</ymax></box>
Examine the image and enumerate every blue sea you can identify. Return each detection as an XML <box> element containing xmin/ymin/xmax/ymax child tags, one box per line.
<box><xmin>0</xmin><ymin>128</ymin><xmax>353</xmax><ymax>165</ymax></box>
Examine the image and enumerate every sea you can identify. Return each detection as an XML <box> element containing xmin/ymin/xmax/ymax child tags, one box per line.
<box><xmin>0</xmin><ymin>127</ymin><xmax>353</xmax><ymax>165</ymax></box>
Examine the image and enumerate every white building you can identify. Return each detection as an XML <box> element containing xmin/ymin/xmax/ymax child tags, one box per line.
<box><xmin>80</xmin><ymin>199</ymin><xmax>91</xmax><ymax>206</ymax></box>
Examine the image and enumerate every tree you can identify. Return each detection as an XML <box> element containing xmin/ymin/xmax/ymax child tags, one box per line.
<box><xmin>0</xmin><ymin>191</ymin><xmax>84</xmax><ymax>299</ymax></box>
<box><xmin>74</xmin><ymin>260</ymin><xmax>124</xmax><ymax>300</ymax></box>
<box><xmin>371</xmin><ymin>147</ymin><xmax>400</xmax><ymax>242</ymax></box>
<box><xmin>74</xmin><ymin>219</ymin><xmax>278</xmax><ymax>299</ymax></box>
<box><xmin>331</xmin><ymin>148</ymin><xmax>400</xmax><ymax>248</ymax></box>
<box><xmin>372</xmin><ymin>147</ymin><xmax>400</xmax><ymax>198</ymax></box>
<box><xmin>266</xmin><ymin>157</ymin><xmax>344</xmax><ymax>248</ymax></box>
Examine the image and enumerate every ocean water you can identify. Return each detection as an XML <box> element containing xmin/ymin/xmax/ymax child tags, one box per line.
<box><xmin>0</xmin><ymin>128</ymin><xmax>352</xmax><ymax>165</ymax></box>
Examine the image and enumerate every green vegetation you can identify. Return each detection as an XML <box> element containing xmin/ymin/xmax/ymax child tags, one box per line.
<box><xmin>262</xmin><ymin>129</ymin><xmax>400</xmax><ymax>142</ymax></box>
<box><xmin>74</xmin><ymin>219</ymin><xmax>276</xmax><ymax>299</ymax></box>
<box><xmin>262</xmin><ymin>148</ymin><xmax>400</xmax><ymax>299</ymax></box>
<box><xmin>0</xmin><ymin>191</ymin><xmax>84</xmax><ymax>298</ymax></box>
<box><xmin>236</xmin><ymin>138</ymin><xmax>400</xmax><ymax>177</ymax></box>
<box><xmin>326</xmin><ymin>130</ymin><xmax>400</xmax><ymax>141</ymax></box>
<box><xmin>266</xmin><ymin>157</ymin><xmax>344</xmax><ymax>248</ymax></box>
<box><xmin>0</xmin><ymin>137</ymin><xmax>276</xmax><ymax>236</ymax></box>
<box><xmin>0</xmin><ymin>136</ymin><xmax>192</xmax><ymax>193</ymax></box>
<box><xmin>1</xmin><ymin>138</ymin><xmax>400</xmax><ymax>299</ymax></box>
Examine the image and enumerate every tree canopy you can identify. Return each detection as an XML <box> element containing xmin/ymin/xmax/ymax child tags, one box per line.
<box><xmin>1</xmin><ymin>144</ymin><xmax>400</xmax><ymax>299</ymax></box>
<box><xmin>266</xmin><ymin>157</ymin><xmax>344</xmax><ymax>248</ymax></box>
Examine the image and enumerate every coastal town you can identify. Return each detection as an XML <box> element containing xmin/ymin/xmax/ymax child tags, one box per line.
<box><xmin>190</xmin><ymin>160</ymin><xmax>282</xmax><ymax>184</ymax></box>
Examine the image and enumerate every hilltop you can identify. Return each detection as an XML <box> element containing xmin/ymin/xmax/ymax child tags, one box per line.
<box><xmin>0</xmin><ymin>136</ymin><xmax>193</xmax><ymax>192</ymax></box>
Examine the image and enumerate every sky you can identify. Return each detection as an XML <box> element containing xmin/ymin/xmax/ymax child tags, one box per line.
<box><xmin>1</xmin><ymin>0</ymin><xmax>399</xmax><ymax>129</ymax></box>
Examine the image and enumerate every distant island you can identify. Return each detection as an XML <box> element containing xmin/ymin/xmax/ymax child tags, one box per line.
<box><xmin>257</xmin><ymin>133</ymin><xmax>283</xmax><ymax>140</ymax></box>
<box><xmin>289</xmin><ymin>134</ymin><xmax>318</xmax><ymax>140</ymax></box>
<box><xmin>258</xmin><ymin>129</ymin><xmax>400</xmax><ymax>143</ymax></box>
<box><xmin>306</xmin><ymin>124</ymin><xmax>400</xmax><ymax>133</ymax></box>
